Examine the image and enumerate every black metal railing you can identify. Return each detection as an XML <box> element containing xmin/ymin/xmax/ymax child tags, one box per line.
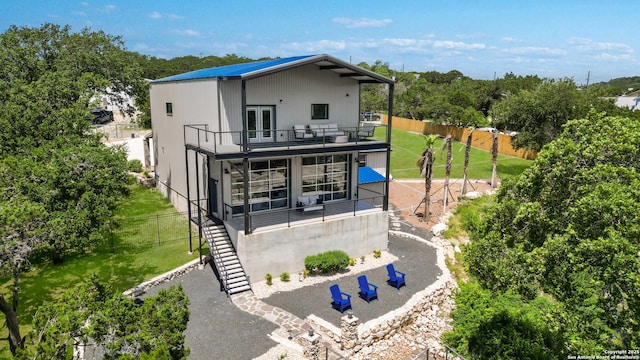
<box><xmin>183</xmin><ymin>124</ymin><xmax>386</xmax><ymax>154</ymax></box>
<box><xmin>223</xmin><ymin>195</ymin><xmax>385</xmax><ymax>233</ymax></box>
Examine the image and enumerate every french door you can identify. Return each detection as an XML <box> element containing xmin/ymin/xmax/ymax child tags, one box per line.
<box><xmin>247</xmin><ymin>106</ymin><xmax>274</xmax><ymax>143</ymax></box>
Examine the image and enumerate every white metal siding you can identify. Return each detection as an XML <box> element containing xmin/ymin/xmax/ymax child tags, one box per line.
<box><xmin>246</xmin><ymin>64</ymin><xmax>360</xmax><ymax>135</ymax></box>
<box><xmin>150</xmin><ymin>80</ymin><xmax>218</xmax><ymax>210</ymax></box>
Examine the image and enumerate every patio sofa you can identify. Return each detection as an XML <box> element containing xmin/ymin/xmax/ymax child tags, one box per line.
<box><xmin>307</xmin><ymin>123</ymin><xmax>345</xmax><ymax>138</ymax></box>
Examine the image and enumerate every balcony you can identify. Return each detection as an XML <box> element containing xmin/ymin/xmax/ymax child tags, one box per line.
<box><xmin>222</xmin><ymin>193</ymin><xmax>385</xmax><ymax>234</ymax></box>
<box><xmin>183</xmin><ymin>125</ymin><xmax>387</xmax><ymax>159</ymax></box>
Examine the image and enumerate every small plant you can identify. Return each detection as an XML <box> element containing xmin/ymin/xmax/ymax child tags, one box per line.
<box><xmin>265</xmin><ymin>273</ymin><xmax>273</xmax><ymax>286</ymax></box>
<box><xmin>278</xmin><ymin>354</ymin><xmax>287</xmax><ymax>360</ymax></box>
<box><xmin>280</xmin><ymin>272</ymin><xmax>290</xmax><ymax>282</ymax></box>
<box><xmin>373</xmin><ymin>249</ymin><xmax>381</xmax><ymax>258</ymax></box>
<box><xmin>361</xmin><ymin>255</ymin><xmax>366</xmax><ymax>263</ymax></box>
<box><xmin>349</xmin><ymin>257</ymin><xmax>356</xmax><ymax>266</ymax></box>
<box><xmin>127</xmin><ymin>159</ymin><xmax>143</xmax><ymax>172</ymax></box>
<box><xmin>302</xmin><ymin>269</ymin><xmax>309</xmax><ymax>278</ymax></box>
<box><xmin>142</xmin><ymin>170</ymin><xmax>151</xmax><ymax>178</ymax></box>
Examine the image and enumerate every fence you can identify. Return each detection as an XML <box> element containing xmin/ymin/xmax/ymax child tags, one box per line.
<box><xmin>91</xmin><ymin>123</ymin><xmax>144</xmax><ymax>140</ymax></box>
<box><xmin>381</xmin><ymin>115</ymin><xmax>537</xmax><ymax>160</ymax></box>
<box><xmin>410</xmin><ymin>345</ymin><xmax>466</xmax><ymax>360</ymax></box>
<box><xmin>101</xmin><ymin>212</ymin><xmax>195</xmax><ymax>252</ymax></box>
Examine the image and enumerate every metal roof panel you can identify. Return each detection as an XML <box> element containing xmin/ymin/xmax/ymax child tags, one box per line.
<box><xmin>358</xmin><ymin>166</ymin><xmax>386</xmax><ymax>184</ymax></box>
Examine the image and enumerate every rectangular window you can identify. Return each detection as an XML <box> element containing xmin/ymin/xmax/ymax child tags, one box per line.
<box><xmin>230</xmin><ymin>159</ymin><xmax>289</xmax><ymax>214</ymax></box>
<box><xmin>166</xmin><ymin>102</ymin><xmax>173</xmax><ymax>116</ymax></box>
<box><xmin>311</xmin><ymin>104</ymin><xmax>329</xmax><ymax>120</ymax></box>
<box><xmin>301</xmin><ymin>154</ymin><xmax>349</xmax><ymax>201</ymax></box>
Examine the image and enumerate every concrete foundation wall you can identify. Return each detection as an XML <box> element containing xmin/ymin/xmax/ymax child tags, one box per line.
<box><xmin>236</xmin><ymin>211</ymin><xmax>389</xmax><ymax>281</ymax></box>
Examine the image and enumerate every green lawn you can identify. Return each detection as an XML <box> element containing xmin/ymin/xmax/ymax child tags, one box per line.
<box><xmin>0</xmin><ymin>185</ymin><xmax>203</xmax><ymax>356</ymax></box>
<box><xmin>373</xmin><ymin>127</ymin><xmax>532</xmax><ymax>180</ymax></box>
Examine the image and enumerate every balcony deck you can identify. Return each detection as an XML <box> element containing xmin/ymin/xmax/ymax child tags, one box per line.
<box><xmin>225</xmin><ymin>199</ymin><xmax>382</xmax><ymax>234</ymax></box>
<box><xmin>184</xmin><ymin>125</ymin><xmax>387</xmax><ymax>158</ymax></box>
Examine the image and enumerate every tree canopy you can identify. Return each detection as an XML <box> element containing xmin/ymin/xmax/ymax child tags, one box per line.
<box><xmin>17</xmin><ymin>275</ymin><xmax>190</xmax><ymax>359</ymax></box>
<box><xmin>453</xmin><ymin>111</ymin><xmax>640</xmax><ymax>355</ymax></box>
<box><xmin>0</xmin><ymin>23</ymin><xmax>139</xmax><ymax>354</ymax></box>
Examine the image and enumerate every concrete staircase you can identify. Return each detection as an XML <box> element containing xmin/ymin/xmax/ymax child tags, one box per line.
<box><xmin>202</xmin><ymin>222</ymin><xmax>251</xmax><ymax>296</ymax></box>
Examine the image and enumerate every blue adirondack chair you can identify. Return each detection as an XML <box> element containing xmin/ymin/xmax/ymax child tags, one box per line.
<box><xmin>357</xmin><ymin>275</ymin><xmax>378</xmax><ymax>302</ymax></box>
<box><xmin>330</xmin><ymin>284</ymin><xmax>352</xmax><ymax>312</ymax></box>
<box><xmin>386</xmin><ymin>263</ymin><xmax>406</xmax><ymax>289</ymax></box>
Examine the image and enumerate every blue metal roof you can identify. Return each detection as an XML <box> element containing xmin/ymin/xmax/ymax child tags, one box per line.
<box><xmin>153</xmin><ymin>55</ymin><xmax>317</xmax><ymax>83</ymax></box>
<box><xmin>358</xmin><ymin>166</ymin><xmax>386</xmax><ymax>184</ymax></box>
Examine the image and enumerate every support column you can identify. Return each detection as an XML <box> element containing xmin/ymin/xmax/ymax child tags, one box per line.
<box><xmin>301</xmin><ymin>328</ymin><xmax>321</xmax><ymax>360</ymax></box>
<box><xmin>340</xmin><ymin>310</ymin><xmax>359</xmax><ymax>352</ymax></box>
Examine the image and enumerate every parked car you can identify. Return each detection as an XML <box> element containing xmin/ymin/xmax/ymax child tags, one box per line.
<box><xmin>88</xmin><ymin>108</ymin><xmax>114</xmax><ymax>124</ymax></box>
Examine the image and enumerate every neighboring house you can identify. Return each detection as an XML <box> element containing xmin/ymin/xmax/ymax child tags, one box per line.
<box><xmin>150</xmin><ymin>54</ymin><xmax>394</xmax><ymax>293</ymax></box>
<box><xmin>615</xmin><ymin>89</ymin><xmax>640</xmax><ymax>110</ymax></box>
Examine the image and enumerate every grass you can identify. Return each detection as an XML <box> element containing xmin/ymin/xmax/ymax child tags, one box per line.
<box><xmin>373</xmin><ymin>127</ymin><xmax>532</xmax><ymax>180</ymax></box>
<box><xmin>442</xmin><ymin>194</ymin><xmax>495</xmax><ymax>240</ymax></box>
<box><xmin>0</xmin><ymin>184</ymin><xmax>203</xmax><ymax>356</ymax></box>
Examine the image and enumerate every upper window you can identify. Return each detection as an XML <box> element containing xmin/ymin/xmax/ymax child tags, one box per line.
<box><xmin>311</xmin><ymin>104</ymin><xmax>328</xmax><ymax>120</ymax></box>
<box><xmin>166</xmin><ymin>102</ymin><xmax>173</xmax><ymax>116</ymax></box>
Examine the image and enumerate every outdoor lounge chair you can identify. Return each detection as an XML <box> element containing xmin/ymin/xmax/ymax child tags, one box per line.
<box><xmin>386</xmin><ymin>263</ymin><xmax>406</xmax><ymax>289</ymax></box>
<box><xmin>329</xmin><ymin>284</ymin><xmax>352</xmax><ymax>313</ymax></box>
<box><xmin>293</xmin><ymin>125</ymin><xmax>313</xmax><ymax>140</ymax></box>
<box><xmin>357</xmin><ymin>122</ymin><xmax>375</xmax><ymax>139</ymax></box>
<box><xmin>357</xmin><ymin>275</ymin><xmax>378</xmax><ymax>302</ymax></box>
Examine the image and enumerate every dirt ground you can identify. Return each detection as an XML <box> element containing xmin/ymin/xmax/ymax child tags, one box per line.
<box><xmin>388</xmin><ymin>178</ymin><xmax>495</xmax><ymax>230</ymax></box>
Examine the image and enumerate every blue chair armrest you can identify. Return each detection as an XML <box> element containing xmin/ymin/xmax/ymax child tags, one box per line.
<box><xmin>395</xmin><ymin>271</ymin><xmax>406</xmax><ymax>278</ymax></box>
<box><xmin>342</xmin><ymin>292</ymin><xmax>351</xmax><ymax>299</ymax></box>
<box><xmin>370</xmin><ymin>283</ymin><xmax>378</xmax><ymax>290</ymax></box>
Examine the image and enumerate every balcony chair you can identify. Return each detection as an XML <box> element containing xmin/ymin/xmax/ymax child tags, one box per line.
<box><xmin>329</xmin><ymin>284</ymin><xmax>352</xmax><ymax>313</ymax></box>
<box><xmin>357</xmin><ymin>123</ymin><xmax>375</xmax><ymax>139</ymax></box>
<box><xmin>386</xmin><ymin>263</ymin><xmax>406</xmax><ymax>289</ymax></box>
<box><xmin>357</xmin><ymin>275</ymin><xmax>378</xmax><ymax>303</ymax></box>
<box><xmin>293</xmin><ymin>125</ymin><xmax>313</xmax><ymax>140</ymax></box>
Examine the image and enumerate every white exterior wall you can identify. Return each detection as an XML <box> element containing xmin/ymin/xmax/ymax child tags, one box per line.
<box><xmin>363</xmin><ymin>151</ymin><xmax>388</xmax><ymax>175</ymax></box>
<box><xmin>236</xmin><ymin>211</ymin><xmax>389</xmax><ymax>281</ymax></box>
<box><xmin>151</xmin><ymin>79</ymin><xmax>219</xmax><ymax>212</ymax></box>
<box><xmin>245</xmin><ymin>64</ymin><xmax>361</xmax><ymax>133</ymax></box>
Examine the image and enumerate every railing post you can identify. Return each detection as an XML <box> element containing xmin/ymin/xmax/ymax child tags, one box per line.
<box><xmin>156</xmin><ymin>214</ymin><xmax>161</xmax><ymax>246</ymax></box>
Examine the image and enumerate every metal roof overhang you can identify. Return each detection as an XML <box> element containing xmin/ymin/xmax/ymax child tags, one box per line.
<box><xmin>239</xmin><ymin>54</ymin><xmax>395</xmax><ymax>85</ymax></box>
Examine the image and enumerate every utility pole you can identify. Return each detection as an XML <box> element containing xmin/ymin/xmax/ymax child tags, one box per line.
<box><xmin>586</xmin><ymin>70</ymin><xmax>590</xmax><ymax>87</ymax></box>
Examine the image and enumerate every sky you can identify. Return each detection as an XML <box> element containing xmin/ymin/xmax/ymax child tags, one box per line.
<box><xmin>2</xmin><ymin>1</ymin><xmax>639</xmax><ymax>83</ymax></box>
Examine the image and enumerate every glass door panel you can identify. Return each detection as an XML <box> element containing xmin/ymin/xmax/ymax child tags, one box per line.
<box><xmin>247</xmin><ymin>106</ymin><xmax>274</xmax><ymax>143</ymax></box>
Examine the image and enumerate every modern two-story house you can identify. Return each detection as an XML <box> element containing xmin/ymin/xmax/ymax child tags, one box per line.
<box><xmin>150</xmin><ymin>54</ymin><xmax>394</xmax><ymax>294</ymax></box>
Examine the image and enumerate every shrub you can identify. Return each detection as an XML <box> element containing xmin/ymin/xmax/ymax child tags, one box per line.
<box><xmin>373</xmin><ymin>249</ymin><xmax>381</xmax><ymax>258</ymax></box>
<box><xmin>349</xmin><ymin>258</ymin><xmax>356</xmax><ymax>266</ymax></box>
<box><xmin>304</xmin><ymin>250</ymin><xmax>350</xmax><ymax>273</ymax></box>
<box><xmin>127</xmin><ymin>159</ymin><xmax>143</xmax><ymax>172</ymax></box>
<box><xmin>280</xmin><ymin>272</ymin><xmax>290</xmax><ymax>282</ymax></box>
<box><xmin>265</xmin><ymin>273</ymin><xmax>273</xmax><ymax>286</ymax></box>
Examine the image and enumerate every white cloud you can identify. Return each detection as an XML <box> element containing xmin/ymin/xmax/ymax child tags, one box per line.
<box><xmin>149</xmin><ymin>11</ymin><xmax>183</xmax><ymax>20</ymax></box>
<box><xmin>175</xmin><ymin>29</ymin><xmax>202</xmax><ymax>37</ymax></box>
<box><xmin>568</xmin><ymin>37</ymin><xmax>633</xmax><ymax>53</ymax></box>
<box><xmin>332</xmin><ymin>17</ymin><xmax>392</xmax><ymax>29</ymax></box>
<box><xmin>502</xmin><ymin>46</ymin><xmax>566</xmax><ymax>56</ymax></box>
<box><xmin>501</xmin><ymin>36</ymin><xmax>518</xmax><ymax>43</ymax></box>
<box><xmin>433</xmin><ymin>40</ymin><xmax>485</xmax><ymax>50</ymax></box>
<box><xmin>284</xmin><ymin>40</ymin><xmax>347</xmax><ymax>52</ymax></box>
